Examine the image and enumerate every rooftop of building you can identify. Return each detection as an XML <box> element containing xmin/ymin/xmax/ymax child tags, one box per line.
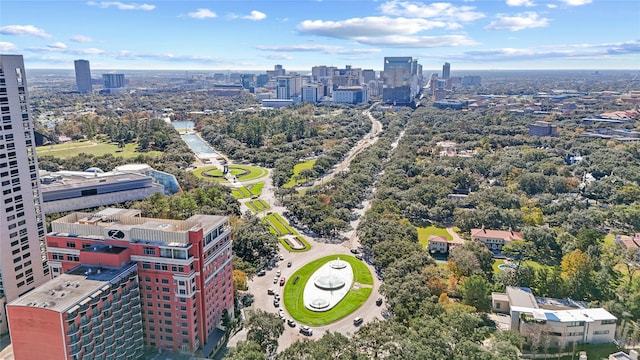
<box><xmin>40</xmin><ymin>169</ymin><xmax>152</xmax><ymax>191</ymax></box>
<box><xmin>506</xmin><ymin>286</ymin><xmax>538</xmax><ymax>309</ymax></box>
<box><xmin>50</xmin><ymin>208</ymin><xmax>228</xmax><ymax>244</ymax></box>
<box><xmin>511</xmin><ymin>306</ymin><xmax>617</xmax><ymax>323</ymax></box>
<box><xmin>82</xmin><ymin>243</ymin><xmax>128</xmax><ymax>255</ymax></box>
<box><xmin>471</xmin><ymin>228</ymin><xmax>523</xmax><ymax>241</ymax></box>
<box><xmin>8</xmin><ymin>262</ymin><xmax>137</xmax><ymax>313</ymax></box>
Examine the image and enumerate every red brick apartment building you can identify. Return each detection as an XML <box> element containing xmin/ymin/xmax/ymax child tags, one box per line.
<box><xmin>12</xmin><ymin>208</ymin><xmax>234</xmax><ymax>356</ymax></box>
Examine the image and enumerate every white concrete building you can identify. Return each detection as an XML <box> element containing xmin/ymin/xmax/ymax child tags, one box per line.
<box><xmin>0</xmin><ymin>54</ymin><xmax>50</xmax><ymax>334</ymax></box>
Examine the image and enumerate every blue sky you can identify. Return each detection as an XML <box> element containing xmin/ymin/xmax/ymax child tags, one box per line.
<box><xmin>1</xmin><ymin>0</ymin><xmax>638</xmax><ymax>71</ymax></box>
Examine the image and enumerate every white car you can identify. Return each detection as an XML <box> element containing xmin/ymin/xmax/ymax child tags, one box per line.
<box><xmin>273</xmin><ymin>277</ymin><xmax>278</xmax><ymax>284</ymax></box>
<box><xmin>300</xmin><ymin>325</ymin><xmax>313</xmax><ymax>336</ymax></box>
<box><xmin>276</xmin><ymin>269</ymin><xmax>281</xmax><ymax>277</ymax></box>
<box><xmin>287</xmin><ymin>318</ymin><xmax>296</xmax><ymax>327</ymax></box>
<box><xmin>278</xmin><ymin>309</ymin><xmax>285</xmax><ymax>319</ymax></box>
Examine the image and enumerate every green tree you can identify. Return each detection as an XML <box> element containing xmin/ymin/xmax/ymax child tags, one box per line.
<box><xmin>224</xmin><ymin>340</ymin><xmax>265</xmax><ymax>360</ymax></box>
<box><xmin>561</xmin><ymin>249</ymin><xmax>594</xmax><ymax>300</ymax></box>
<box><xmin>245</xmin><ymin>310</ymin><xmax>285</xmax><ymax>354</ymax></box>
<box><xmin>460</xmin><ymin>275</ymin><xmax>491</xmax><ymax>312</ymax></box>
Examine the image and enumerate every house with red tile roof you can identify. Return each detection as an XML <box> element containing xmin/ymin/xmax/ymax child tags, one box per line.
<box><xmin>471</xmin><ymin>228</ymin><xmax>523</xmax><ymax>254</ymax></box>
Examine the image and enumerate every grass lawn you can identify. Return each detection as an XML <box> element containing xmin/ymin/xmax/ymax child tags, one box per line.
<box><xmin>37</xmin><ymin>141</ymin><xmax>163</xmax><ymax>159</ymax></box>
<box><xmin>264</xmin><ymin>213</ymin><xmax>296</xmax><ymax>236</ymax></box>
<box><xmin>246</xmin><ymin>199</ymin><xmax>270</xmax><ymax>213</ymax></box>
<box><xmin>249</xmin><ymin>182</ymin><xmax>264</xmax><ymax>195</ymax></box>
<box><xmin>193</xmin><ymin>165</ymin><xmax>268</xmax><ymax>182</ymax></box>
<box><xmin>279</xmin><ymin>235</ymin><xmax>311</xmax><ymax>252</ymax></box>
<box><xmin>283</xmin><ymin>159</ymin><xmax>316</xmax><ymax>188</ymax></box>
<box><xmin>554</xmin><ymin>343</ymin><xmax>621</xmax><ymax>360</ymax></box>
<box><xmin>417</xmin><ymin>225</ymin><xmax>452</xmax><ymax>248</ymax></box>
<box><xmin>283</xmin><ymin>255</ymin><xmax>373</xmax><ymax>326</ymax></box>
<box><xmin>493</xmin><ymin>259</ymin><xmax>506</xmax><ymax>273</ymax></box>
<box><xmin>231</xmin><ymin>187</ymin><xmax>252</xmax><ymax>199</ymax></box>
<box><xmin>604</xmin><ymin>233</ymin><xmax>616</xmax><ymax>245</ymax></box>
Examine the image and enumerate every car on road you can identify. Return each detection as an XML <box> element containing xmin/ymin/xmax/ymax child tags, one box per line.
<box><xmin>251</xmin><ymin>195</ymin><xmax>258</xmax><ymax>199</ymax></box>
<box><xmin>279</xmin><ymin>254</ymin><xmax>284</xmax><ymax>261</ymax></box>
<box><xmin>300</xmin><ymin>326</ymin><xmax>313</xmax><ymax>336</ymax></box>
<box><xmin>267</xmin><ymin>288</ymin><xmax>275</xmax><ymax>295</ymax></box>
<box><xmin>276</xmin><ymin>270</ymin><xmax>281</xmax><ymax>277</ymax></box>
<box><xmin>278</xmin><ymin>309</ymin><xmax>285</xmax><ymax>319</ymax></box>
<box><xmin>287</xmin><ymin>261</ymin><xmax>292</xmax><ymax>267</ymax></box>
<box><xmin>257</xmin><ymin>270</ymin><xmax>266</xmax><ymax>277</ymax></box>
<box><xmin>353</xmin><ymin>317</ymin><xmax>363</xmax><ymax>326</ymax></box>
<box><xmin>274</xmin><ymin>294</ymin><xmax>280</xmax><ymax>301</ymax></box>
<box><xmin>350</xmin><ymin>248</ymin><xmax>359</xmax><ymax>254</ymax></box>
<box><xmin>273</xmin><ymin>277</ymin><xmax>278</xmax><ymax>284</ymax></box>
<box><xmin>376</xmin><ymin>297</ymin><xmax>383</xmax><ymax>306</ymax></box>
<box><xmin>273</xmin><ymin>299</ymin><xmax>279</xmax><ymax>307</ymax></box>
<box><xmin>287</xmin><ymin>319</ymin><xmax>296</xmax><ymax>327</ymax></box>
<box><xmin>279</xmin><ymin>277</ymin><xmax>285</xmax><ymax>286</ymax></box>
<box><xmin>355</xmin><ymin>254</ymin><xmax>363</xmax><ymax>260</ymax></box>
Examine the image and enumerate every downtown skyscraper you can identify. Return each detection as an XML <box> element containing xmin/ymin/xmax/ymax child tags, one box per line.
<box><xmin>74</xmin><ymin>59</ymin><xmax>92</xmax><ymax>94</ymax></box>
<box><xmin>382</xmin><ymin>57</ymin><xmax>423</xmax><ymax>105</ymax></box>
<box><xmin>0</xmin><ymin>54</ymin><xmax>49</xmax><ymax>334</ymax></box>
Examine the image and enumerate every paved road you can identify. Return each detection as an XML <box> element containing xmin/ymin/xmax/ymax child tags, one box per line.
<box><xmin>226</xmin><ymin>105</ymin><xmax>388</xmax><ymax>352</ymax></box>
<box><xmin>305</xmin><ymin>103</ymin><xmax>383</xmax><ymax>188</ymax></box>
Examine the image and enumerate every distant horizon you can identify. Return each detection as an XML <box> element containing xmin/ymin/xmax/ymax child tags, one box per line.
<box><xmin>25</xmin><ymin>66</ymin><xmax>640</xmax><ymax>73</ymax></box>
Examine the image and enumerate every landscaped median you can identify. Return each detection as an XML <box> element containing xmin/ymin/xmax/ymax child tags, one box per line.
<box><xmin>283</xmin><ymin>255</ymin><xmax>373</xmax><ymax>326</ymax></box>
<box><xmin>231</xmin><ymin>182</ymin><xmax>264</xmax><ymax>199</ymax></box>
<box><xmin>262</xmin><ymin>213</ymin><xmax>310</xmax><ymax>252</ymax></box>
<box><xmin>246</xmin><ymin>199</ymin><xmax>270</xmax><ymax>213</ymax></box>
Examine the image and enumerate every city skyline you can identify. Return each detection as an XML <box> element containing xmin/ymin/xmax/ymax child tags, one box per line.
<box><xmin>0</xmin><ymin>0</ymin><xmax>638</xmax><ymax>71</ymax></box>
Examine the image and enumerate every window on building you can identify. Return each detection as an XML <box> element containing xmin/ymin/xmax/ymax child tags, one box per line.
<box><xmin>143</xmin><ymin>247</ymin><xmax>156</xmax><ymax>256</ymax></box>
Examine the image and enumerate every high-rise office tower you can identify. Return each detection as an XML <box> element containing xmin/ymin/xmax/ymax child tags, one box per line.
<box><xmin>0</xmin><ymin>54</ymin><xmax>50</xmax><ymax>334</ymax></box>
<box><xmin>102</xmin><ymin>73</ymin><xmax>125</xmax><ymax>89</ymax></box>
<box><xmin>442</xmin><ymin>62</ymin><xmax>451</xmax><ymax>80</ymax></box>
<box><xmin>382</xmin><ymin>57</ymin><xmax>422</xmax><ymax>105</ymax></box>
<box><xmin>74</xmin><ymin>59</ymin><xmax>92</xmax><ymax>94</ymax></box>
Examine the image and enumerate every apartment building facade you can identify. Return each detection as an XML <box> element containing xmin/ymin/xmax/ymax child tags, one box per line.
<box><xmin>45</xmin><ymin>208</ymin><xmax>234</xmax><ymax>354</ymax></box>
<box><xmin>7</xmin><ymin>261</ymin><xmax>144</xmax><ymax>360</ymax></box>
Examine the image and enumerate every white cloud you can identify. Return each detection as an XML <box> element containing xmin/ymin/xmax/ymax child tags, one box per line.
<box><xmin>379</xmin><ymin>1</ymin><xmax>485</xmax><ymax>22</ymax></box>
<box><xmin>506</xmin><ymin>0</ymin><xmax>536</xmax><ymax>6</ymax></box>
<box><xmin>447</xmin><ymin>40</ymin><xmax>640</xmax><ymax>62</ymax></box>
<box><xmin>558</xmin><ymin>0</ymin><xmax>592</xmax><ymax>6</ymax></box>
<box><xmin>47</xmin><ymin>42</ymin><xmax>67</xmax><ymax>49</ymax></box>
<box><xmin>265</xmin><ymin>54</ymin><xmax>293</xmax><ymax>60</ymax></box>
<box><xmin>243</xmin><ymin>10</ymin><xmax>267</xmax><ymax>21</ymax></box>
<box><xmin>70</xmin><ymin>35</ymin><xmax>94</xmax><ymax>43</ymax></box>
<box><xmin>547</xmin><ymin>4</ymin><xmax>558</xmax><ymax>8</ymax></box>
<box><xmin>0</xmin><ymin>42</ymin><xmax>18</xmax><ymax>52</ymax></box>
<box><xmin>188</xmin><ymin>8</ymin><xmax>217</xmax><ymax>19</ymax></box>
<box><xmin>297</xmin><ymin>16</ymin><xmax>449</xmax><ymax>39</ymax></box>
<box><xmin>485</xmin><ymin>12</ymin><xmax>550</xmax><ymax>31</ymax></box>
<box><xmin>256</xmin><ymin>44</ymin><xmax>381</xmax><ymax>54</ymax></box>
<box><xmin>87</xmin><ymin>1</ymin><xmax>155</xmax><ymax>10</ymax></box>
<box><xmin>0</xmin><ymin>25</ymin><xmax>52</xmax><ymax>38</ymax></box>
<box><xmin>356</xmin><ymin>34</ymin><xmax>478</xmax><ymax>48</ymax></box>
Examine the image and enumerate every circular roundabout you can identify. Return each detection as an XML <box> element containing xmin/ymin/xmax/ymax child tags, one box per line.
<box><xmin>282</xmin><ymin>255</ymin><xmax>373</xmax><ymax>326</ymax></box>
<box><xmin>192</xmin><ymin>164</ymin><xmax>268</xmax><ymax>182</ymax></box>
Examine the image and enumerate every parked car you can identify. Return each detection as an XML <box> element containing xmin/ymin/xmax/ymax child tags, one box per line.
<box><xmin>376</xmin><ymin>297</ymin><xmax>383</xmax><ymax>306</ymax></box>
<box><xmin>353</xmin><ymin>317</ymin><xmax>363</xmax><ymax>326</ymax></box>
<box><xmin>273</xmin><ymin>299</ymin><xmax>280</xmax><ymax>307</ymax></box>
<box><xmin>287</xmin><ymin>319</ymin><xmax>296</xmax><ymax>327</ymax></box>
<box><xmin>274</xmin><ymin>294</ymin><xmax>280</xmax><ymax>301</ymax></box>
<box><xmin>257</xmin><ymin>270</ymin><xmax>266</xmax><ymax>277</ymax></box>
<box><xmin>279</xmin><ymin>277</ymin><xmax>285</xmax><ymax>286</ymax></box>
<box><xmin>350</xmin><ymin>248</ymin><xmax>359</xmax><ymax>254</ymax></box>
<box><xmin>278</xmin><ymin>309</ymin><xmax>285</xmax><ymax>319</ymax></box>
<box><xmin>287</xmin><ymin>261</ymin><xmax>292</xmax><ymax>267</ymax></box>
<box><xmin>273</xmin><ymin>277</ymin><xmax>278</xmax><ymax>284</ymax></box>
<box><xmin>267</xmin><ymin>288</ymin><xmax>275</xmax><ymax>295</ymax></box>
<box><xmin>276</xmin><ymin>269</ymin><xmax>281</xmax><ymax>277</ymax></box>
<box><xmin>300</xmin><ymin>325</ymin><xmax>313</xmax><ymax>336</ymax></box>
<box><xmin>355</xmin><ymin>254</ymin><xmax>363</xmax><ymax>260</ymax></box>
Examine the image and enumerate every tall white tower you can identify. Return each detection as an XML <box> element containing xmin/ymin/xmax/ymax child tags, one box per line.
<box><xmin>0</xmin><ymin>55</ymin><xmax>49</xmax><ymax>334</ymax></box>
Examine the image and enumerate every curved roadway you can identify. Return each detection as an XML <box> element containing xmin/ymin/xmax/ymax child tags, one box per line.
<box><xmin>225</xmin><ymin>103</ymin><xmax>390</xmax><ymax>352</ymax></box>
